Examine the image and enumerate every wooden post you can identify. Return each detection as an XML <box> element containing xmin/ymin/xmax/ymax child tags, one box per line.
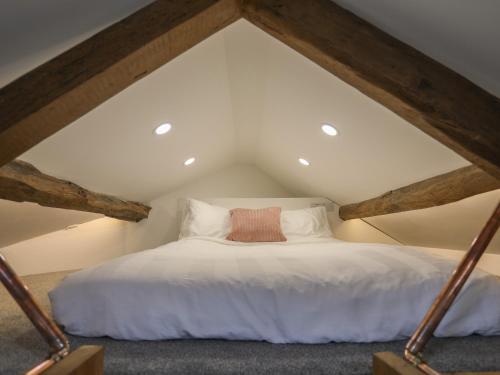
<box><xmin>373</xmin><ymin>352</ymin><xmax>425</xmax><ymax>375</ymax></box>
<box><xmin>41</xmin><ymin>346</ymin><xmax>104</xmax><ymax>375</ymax></box>
<box><xmin>373</xmin><ymin>353</ymin><xmax>500</xmax><ymax>375</ymax></box>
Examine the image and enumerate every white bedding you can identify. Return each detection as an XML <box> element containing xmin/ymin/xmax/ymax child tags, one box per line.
<box><xmin>50</xmin><ymin>238</ymin><xmax>500</xmax><ymax>343</ymax></box>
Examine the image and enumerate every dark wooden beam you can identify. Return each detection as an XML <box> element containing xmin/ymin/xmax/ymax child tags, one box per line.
<box><xmin>242</xmin><ymin>0</ymin><xmax>500</xmax><ymax>179</ymax></box>
<box><xmin>339</xmin><ymin>166</ymin><xmax>500</xmax><ymax>220</ymax></box>
<box><xmin>0</xmin><ymin>160</ymin><xmax>151</xmax><ymax>222</ymax></box>
<box><xmin>2</xmin><ymin>0</ymin><xmax>499</xmax><ymax>182</ymax></box>
<box><xmin>0</xmin><ymin>0</ymin><xmax>241</xmax><ymax>167</ymax></box>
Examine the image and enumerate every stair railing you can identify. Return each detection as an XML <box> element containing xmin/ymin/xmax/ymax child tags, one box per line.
<box><xmin>403</xmin><ymin>202</ymin><xmax>500</xmax><ymax>375</ymax></box>
<box><xmin>0</xmin><ymin>254</ymin><xmax>70</xmax><ymax>374</ymax></box>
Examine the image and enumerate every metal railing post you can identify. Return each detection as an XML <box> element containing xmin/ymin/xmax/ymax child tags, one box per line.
<box><xmin>0</xmin><ymin>254</ymin><xmax>69</xmax><ymax>374</ymax></box>
<box><xmin>404</xmin><ymin>202</ymin><xmax>500</xmax><ymax>375</ymax></box>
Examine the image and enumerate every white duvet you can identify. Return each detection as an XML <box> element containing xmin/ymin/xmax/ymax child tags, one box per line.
<box><xmin>50</xmin><ymin>238</ymin><xmax>500</xmax><ymax>343</ymax></box>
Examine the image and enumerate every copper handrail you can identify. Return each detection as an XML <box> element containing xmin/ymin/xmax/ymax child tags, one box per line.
<box><xmin>0</xmin><ymin>254</ymin><xmax>70</xmax><ymax>374</ymax></box>
<box><xmin>404</xmin><ymin>202</ymin><xmax>500</xmax><ymax>375</ymax></box>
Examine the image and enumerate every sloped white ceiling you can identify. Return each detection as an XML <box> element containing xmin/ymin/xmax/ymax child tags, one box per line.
<box><xmin>0</xmin><ymin>0</ymin><xmax>156</xmax><ymax>87</ymax></box>
<box><xmin>19</xmin><ymin>20</ymin><xmax>469</xmax><ymax>203</ymax></box>
<box><xmin>332</xmin><ymin>0</ymin><xmax>500</xmax><ymax>97</ymax></box>
<box><xmin>366</xmin><ymin>190</ymin><xmax>500</xmax><ymax>252</ymax></box>
<box><xmin>22</xmin><ymin>28</ymin><xmax>237</xmax><ymax>202</ymax></box>
<box><xmin>1</xmin><ymin>3</ymin><xmax>499</xmax><ymax>252</ymax></box>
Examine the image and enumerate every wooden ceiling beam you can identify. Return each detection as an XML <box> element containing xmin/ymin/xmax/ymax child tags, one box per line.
<box><xmin>0</xmin><ymin>0</ymin><xmax>498</xmax><ymax>211</ymax></box>
<box><xmin>339</xmin><ymin>166</ymin><xmax>500</xmax><ymax>220</ymax></box>
<box><xmin>0</xmin><ymin>160</ymin><xmax>151</xmax><ymax>222</ymax></box>
<box><xmin>242</xmin><ymin>0</ymin><xmax>500</xmax><ymax>179</ymax></box>
<box><xmin>0</xmin><ymin>0</ymin><xmax>241</xmax><ymax>167</ymax></box>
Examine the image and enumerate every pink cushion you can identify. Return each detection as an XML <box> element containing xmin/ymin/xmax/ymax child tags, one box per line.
<box><xmin>226</xmin><ymin>207</ymin><xmax>287</xmax><ymax>242</ymax></box>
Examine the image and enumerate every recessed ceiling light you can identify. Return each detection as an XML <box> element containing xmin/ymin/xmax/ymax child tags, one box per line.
<box><xmin>154</xmin><ymin>123</ymin><xmax>172</xmax><ymax>135</ymax></box>
<box><xmin>298</xmin><ymin>158</ymin><xmax>310</xmax><ymax>166</ymax></box>
<box><xmin>321</xmin><ymin>124</ymin><xmax>338</xmax><ymax>136</ymax></box>
<box><xmin>184</xmin><ymin>157</ymin><xmax>196</xmax><ymax>166</ymax></box>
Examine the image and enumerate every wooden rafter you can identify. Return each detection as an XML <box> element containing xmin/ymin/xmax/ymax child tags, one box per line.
<box><xmin>0</xmin><ymin>0</ymin><xmax>498</xmax><ymax>217</ymax></box>
<box><xmin>339</xmin><ymin>166</ymin><xmax>500</xmax><ymax>220</ymax></box>
<box><xmin>0</xmin><ymin>0</ymin><xmax>241</xmax><ymax>167</ymax></box>
<box><xmin>242</xmin><ymin>0</ymin><xmax>500</xmax><ymax>179</ymax></box>
<box><xmin>0</xmin><ymin>160</ymin><xmax>151</xmax><ymax>222</ymax></box>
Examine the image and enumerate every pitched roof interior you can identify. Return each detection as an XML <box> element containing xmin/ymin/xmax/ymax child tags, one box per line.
<box><xmin>0</xmin><ymin>3</ymin><xmax>498</xmax><ymax>252</ymax></box>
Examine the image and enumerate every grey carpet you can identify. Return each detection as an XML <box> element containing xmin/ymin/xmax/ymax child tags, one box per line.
<box><xmin>1</xmin><ymin>271</ymin><xmax>499</xmax><ymax>374</ymax></box>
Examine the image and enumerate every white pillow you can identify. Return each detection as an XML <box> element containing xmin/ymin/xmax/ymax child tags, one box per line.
<box><xmin>179</xmin><ymin>199</ymin><xmax>230</xmax><ymax>239</ymax></box>
<box><xmin>281</xmin><ymin>206</ymin><xmax>332</xmax><ymax>241</ymax></box>
<box><xmin>179</xmin><ymin>199</ymin><xmax>333</xmax><ymax>241</ymax></box>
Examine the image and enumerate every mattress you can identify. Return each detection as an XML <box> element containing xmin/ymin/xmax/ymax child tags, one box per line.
<box><xmin>50</xmin><ymin>238</ymin><xmax>500</xmax><ymax>343</ymax></box>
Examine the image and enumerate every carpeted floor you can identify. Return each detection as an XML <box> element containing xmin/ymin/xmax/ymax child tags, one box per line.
<box><xmin>1</xmin><ymin>271</ymin><xmax>499</xmax><ymax>374</ymax></box>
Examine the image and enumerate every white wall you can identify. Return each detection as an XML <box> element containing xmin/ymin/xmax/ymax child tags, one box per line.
<box><xmin>123</xmin><ymin>169</ymin><xmax>401</xmax><ymax>254</ymax></box>
<box><xmin>204</xmin><ymin>197</ymin><xmax>399</xmax><ymax>246</ymax></box>
<box><xmin>332</xmin><ymin>214</ymin><xmax>399</xmax><ymax>245</ymax></box>
<box><xmin>0</xmin><ymin>200</ymin><xmax>102</xmax><ymax>248</ymax></box>
<box><xmin>366</xmin><ymin>190</ymin><xmax>500</xmax><ymax>253</ymax></box>
<box><xmin>1</xmin><ymin>165</ymin><xmax>444</xmax><ymax>276</ymax></box>
<box><xmin>1</xmin><ymin>218</ymin><xmax>128</xmax><ymax>276</ymax></box>
<box><xmin>123</xmin><ymin>165</ymin><xmax>294</xmax><ymax>253</ymax></box>
<box><xmin>1</xmin><ymin>165</ymin><xmax>292</xmax><ymax>275</ymax></box>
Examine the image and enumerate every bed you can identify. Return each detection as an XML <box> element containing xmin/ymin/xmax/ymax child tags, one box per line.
<box><xmin>49</xmin><ymin>199</ymin><xmax>500</xmax><ymax>343</ymax></box>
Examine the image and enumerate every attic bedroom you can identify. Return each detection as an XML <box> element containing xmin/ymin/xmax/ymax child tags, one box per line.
<box><xmin>0</xmin><ymin>1</ymin><xmax>499</xmax><ymax>375</ymax></box>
